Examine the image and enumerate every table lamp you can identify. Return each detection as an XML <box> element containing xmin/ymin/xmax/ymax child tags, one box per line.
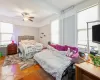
<box><xmin>11</xmin><ymin>35</ymin><xmax>16</xmax><ymax>44</ymax></box>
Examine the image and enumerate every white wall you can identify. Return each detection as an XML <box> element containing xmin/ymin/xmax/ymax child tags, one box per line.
<box><xmin>62</xmin><ymin>0</ymin><xmax>99</xmax><ymax>46</ymax></box>
<box><xmin>38</xmin><ymin>0</ymin><xmax>99</xmax><ymax>47</ymax></box>
<box><xmin>39</xmin><ymin>24</ymin><xmax>51</xmax><ymax>47</ymax></box>
<box><xmin>14</xmin><ymin>25</ymin><xmax>39</xmax><ymax>44</ymax></box>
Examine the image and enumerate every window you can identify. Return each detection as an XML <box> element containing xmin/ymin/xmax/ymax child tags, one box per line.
<box><xmin>51</xmin><ymin>19</ymin><xmax>59</xmax><ymax>44</ymax></box>
<box><xmin>0</xmin><ymin>22</ymin><xmax>13</xmax><ymax>46</ymax></box>
<box><xmin>77</xmin><ymin>5</ymin><xmax>98</xmax><ymax>49</ymax></box>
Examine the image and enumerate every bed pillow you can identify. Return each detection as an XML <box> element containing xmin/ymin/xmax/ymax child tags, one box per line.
<box><xmin>65</xmin><ymin>47</ymin><xmax>79</xmax><ymax>58</ymax></box>
<box><xmin>21</xmin><ymin>40</ymin><xmax>29</xmax><ymax>44</ymax></box>
<box><xmin>66</xmin><ymin>48</ymin><xmax>73</xmax><ymax>57</ymax></box>
<box><xmin>20</xmin><ymin>40</ymin><xmax>36</xmax><ymax>45</ymax></box>
<box><xmin>29</xmin><ymin>40</ymin><xmax>36</xmax><ymax>45</ymax></box>
<box><xmin>50</xmin><ymin>44</ymin><xmax>66</xmax><ymax>51</ymax></box>
<box><xmin>71</xmin><ymin>52</ymin><xmax>79</xmax><ymax>58</ymax></box>
<box><xmin>56</xmin><ymin>45</ymin><xmax>66</xmax><ymax>51</ymax></box>
<box><xmin>64</xmin><ymin>45</ymin><xmax>69</xmax><ymax>51</ymax></box>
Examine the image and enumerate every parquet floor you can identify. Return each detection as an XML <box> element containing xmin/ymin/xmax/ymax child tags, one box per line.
<box><xmin>0</xmin><ymin>57</ymin><xmax>54</xmax><ymax>80</ymax></box>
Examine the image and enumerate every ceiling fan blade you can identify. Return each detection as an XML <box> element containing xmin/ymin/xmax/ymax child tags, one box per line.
<box><xmin>22</xmin><ymin>12</ymin><xmax>29</xmax><ymax>17</ymax></box>
<box><xmin>29</xmin><ymin>18</ymin><xmax>33</xmax><ymax>22</ymax></box>
<box><xmin>22</xmin><ymin>13</ymin><xmax>24</xmax><ymax>16</ymax></box>
<box><xmin>29</xmin><ymin>17</ymin><xmax>34</xmax><ymax>19</ymax></box>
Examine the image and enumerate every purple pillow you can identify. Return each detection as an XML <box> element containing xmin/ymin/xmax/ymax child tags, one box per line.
<box><xmin>50</xmin><ymin>44</ymin><xmax>79</xmax><ymax>58</ymax></box>
<box><xmin>65</xmin><ymin>45</ymin><xmax>69</xmax><ymax>51</ymax></box>
<box><xmin>50</xmin><ymin>44</ymin><xmax>57</xmax><ymax>49</ymax></box>
<box><xmin>55</xmin><ymin>45</ymin><xmax>66</xmax><ymax>51</ymax></box>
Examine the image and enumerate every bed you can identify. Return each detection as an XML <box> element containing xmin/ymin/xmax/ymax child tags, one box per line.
<box><xmin>18</xmin><ymin>35</ymin><xmax>43</xmax><ymax>59</ymax></box>
<box><xmin>34</xmin><ymin>45</ymin><xmax>77</xmax><ymax>80</ymax></box>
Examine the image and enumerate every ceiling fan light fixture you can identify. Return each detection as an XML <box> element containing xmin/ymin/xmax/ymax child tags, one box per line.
<box><xmin>23</xmin><ymin>17</ymin><xmax>28</xmax><ymax>21</ymax></box>
<box><xmin>22</xmin><ymin>12</ymin><xmax>34</xmax><ymax>22</ymax></box>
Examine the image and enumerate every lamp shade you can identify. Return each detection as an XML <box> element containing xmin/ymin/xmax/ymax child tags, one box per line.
<box><xmin>11</xmin><ymin>35</ymin><xmax>16</xmax><ymax>43</ymax></box>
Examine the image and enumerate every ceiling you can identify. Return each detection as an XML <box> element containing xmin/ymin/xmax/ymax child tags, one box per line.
<box><xmin>46</xmin><ymin>0</ymin><xmax>84</xmax><ymax>10</ymax></box>
<box><xmin>0</xmin><ymin>0</ymin><xmax>85</xmax><ymax>27</ymax></box>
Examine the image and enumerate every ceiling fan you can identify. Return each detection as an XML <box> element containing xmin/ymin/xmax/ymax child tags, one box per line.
<box><xmin>22</xmin><ymin>12</ymin><xmax>34</xmax><ymax>22</ymax></box>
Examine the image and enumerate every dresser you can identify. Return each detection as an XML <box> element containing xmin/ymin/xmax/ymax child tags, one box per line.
<box><xmin>7</xmin><ymin>43</ymin><xmax>17</xmax><ymax>55</ymax></box>
<box><xmin>75</xmin><ymin>62</ymin><xmax>100</xmax><ymax>80</ymax></box>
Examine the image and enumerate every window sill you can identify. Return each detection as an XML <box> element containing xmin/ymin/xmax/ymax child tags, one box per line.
<box><xmin>0</xmin><ymin>45</ymin><xmax>7</xmax><ymax>47</ymax></box>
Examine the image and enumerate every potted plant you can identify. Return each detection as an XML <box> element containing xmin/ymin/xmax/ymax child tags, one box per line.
<box><xmin>0</xmin><ymin>52</ymin><xmax>3</xmax><ymax>58</ymax></box>
<box><xmin>89</xmin><ymin>54</ymin><xmax>100</xmax><ymax>67</ymax></box>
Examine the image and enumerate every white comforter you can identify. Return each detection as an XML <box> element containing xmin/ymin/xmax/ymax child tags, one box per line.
<box><xmin>19</xmin><ymin>43</ymin><xmax>43</xmax><ymax>59</ymax></box>
<box><xmin>34</xmin><ymin>49</ymin><xmax>71</xmax><ymax>80</ymax></box>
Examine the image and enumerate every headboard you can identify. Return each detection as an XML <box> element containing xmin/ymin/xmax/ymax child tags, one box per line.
<box><xmin>18</xmin><ymin>36</ymin><xmax>34</xmax><ymax>42</ymax></box>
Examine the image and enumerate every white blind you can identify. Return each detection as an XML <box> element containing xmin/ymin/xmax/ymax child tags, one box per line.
<box><xmin>51</xmin><ymin>19</ymin><xmax>59</xmax><ymax>44</ymax></box>
<box><xmin>77</xmin><ymin>5</ymin><xmax>98</xmax><ymax>49</ymax></box>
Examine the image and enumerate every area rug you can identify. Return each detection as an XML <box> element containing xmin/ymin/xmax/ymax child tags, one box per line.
<box><xmin>3</xmin><ymin>54</ymin><xmax>37</xmax><ymax>70</ymax></box>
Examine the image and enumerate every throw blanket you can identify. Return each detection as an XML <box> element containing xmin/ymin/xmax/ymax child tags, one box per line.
<box><xmin>34</xmin><ymin>49</ymin><xmax>71</xmax><ymax>80</ymax></box>
<box><xmin>19</xmin><ymin>43</ymin><xmax>43</xmax><ymax>59</ymax></box>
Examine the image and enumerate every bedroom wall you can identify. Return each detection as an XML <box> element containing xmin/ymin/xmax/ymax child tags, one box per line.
<box><xmin>39</xmin><ymin>24</ymin><xmax>51</xmax><ymax>47</ymax></box>
<box><xmin>14</xmin><ymin>25</ymin><xmax>39</xmax><ymax>44</ymax></box>
<box><xmin>62</xmin><ymin>0</ymin><xmax>99</xmax><ymax>47</ymax></box>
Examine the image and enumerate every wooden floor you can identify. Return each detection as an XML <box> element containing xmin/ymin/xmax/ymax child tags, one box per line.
<box><xmin>0</xmin><ymin>57</ymin><xmax>54</xmax><ymax>80</ymax></box>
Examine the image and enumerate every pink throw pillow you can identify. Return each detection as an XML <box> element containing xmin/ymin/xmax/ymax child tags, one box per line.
<box><xmin>71</xmin><ymin>52</ymin><xmax>79</xmax><ymax>58</ymax></box>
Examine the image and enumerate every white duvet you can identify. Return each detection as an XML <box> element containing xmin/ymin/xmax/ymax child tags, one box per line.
<box><xmin>34</xmin><ymin>49</ymin><xmax>71</xmax><ymax>80</ymax></box>
<box><xmin>18</xmin><ymin>42</ymin><xmax>43</xmax><ymax>59</ymax></box>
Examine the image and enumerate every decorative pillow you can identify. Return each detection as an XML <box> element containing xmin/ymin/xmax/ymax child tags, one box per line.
<box><xmin>68</xmin><ymin>46</ymin><xmax>78</xmax><ymax>53</ymax></box>
<box><xmin>66</xmin><ymin>47</ymin><xmax>79</xmax><ymax>58</ymax></box>
<box><xmin>66</xmin><ymin>48</ymin><xmax>73</xmax><ymax>57</ymax></box>
<box><xmin>71</xmin><ymin>52</ymin><xmax>79</xmax><ymax>58</ymax></box>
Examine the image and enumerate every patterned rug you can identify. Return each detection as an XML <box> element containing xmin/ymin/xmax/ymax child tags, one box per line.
<box><xmin>3</xmin><ymin>54</ymin><xmax>37</xmax><ymax>70</ymax></box>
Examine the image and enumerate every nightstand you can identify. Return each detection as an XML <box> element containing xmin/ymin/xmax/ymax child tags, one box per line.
<box><xmin>7</xmin><ymin>43</ymin><xmax>17</xmax><ymax>55</ymax></box>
